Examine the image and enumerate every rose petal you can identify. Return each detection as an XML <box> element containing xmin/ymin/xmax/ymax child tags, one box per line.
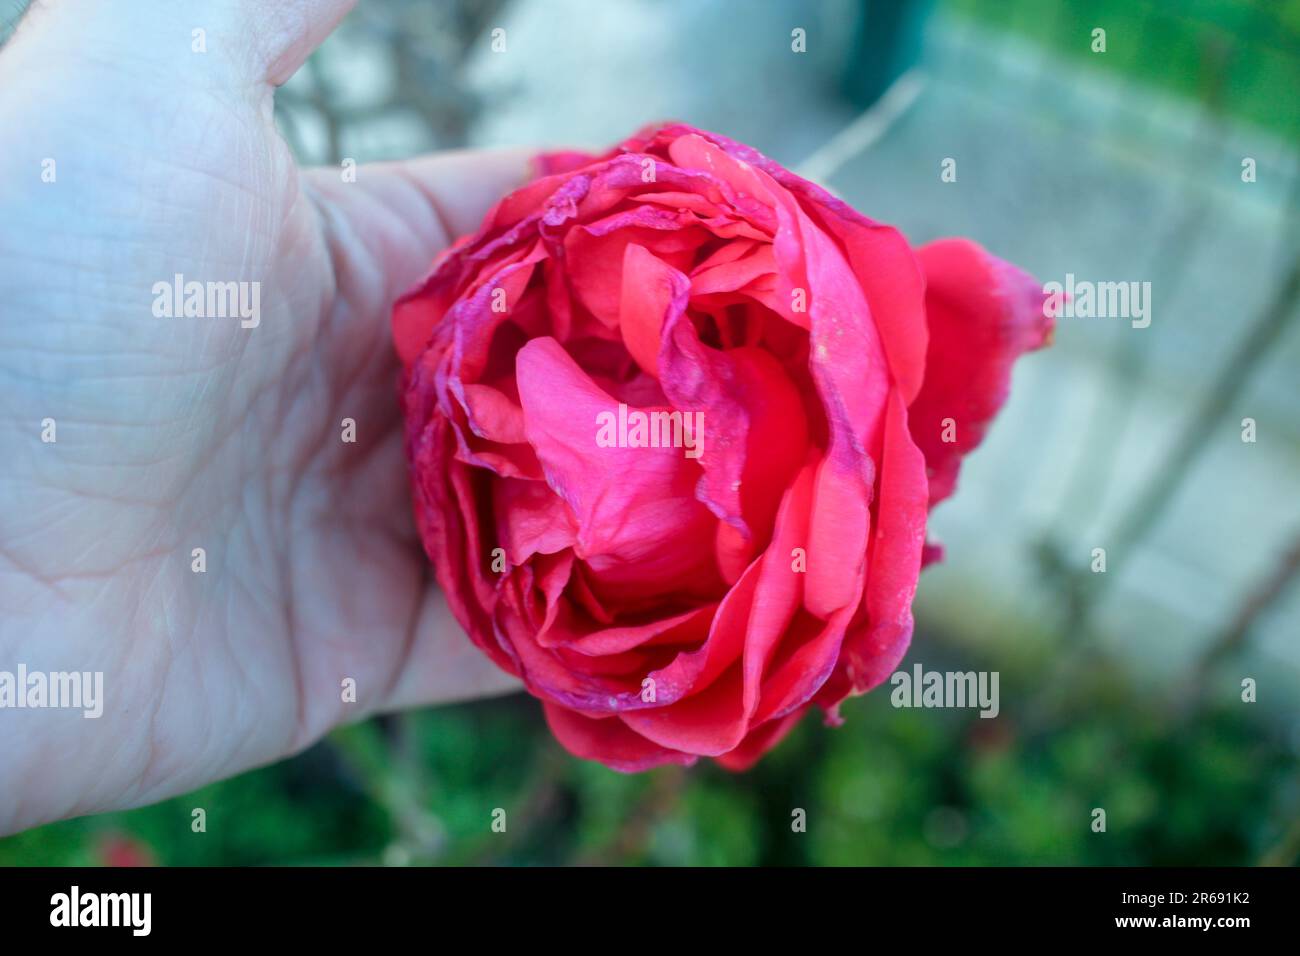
<box><xmin>840</xmin><ymin>390</ymin><xmax>928</xmax><ymax>693</ymax></box>
<box><xmin>619</xmin><ymin>243</ymin><xmax>689</xmax><ymax>377</ymax></box>
<box><xmin>543</xmin><ymin>702</ymin><xmax>696</xmax><ymax>772</ymax></box>
<box><xmin>493</xmin><ymin>477</ymin><xmax>577</xmax><ymax>566</ymax></box>
<box><xmin>515</xmin><ymin>337</ymin><xmax>718</xmax><ymax>595</ymax></box>
<box><xmin>909</xmin><ymin>238</ymin><xmax>1055</xmax><ymax>506</ymax></box>
<box><xmin>713</xmin><ymin>707</ymin><xmax>808</xmax><ymax>772</ymax></box>
<box><xmin>659</xmin><ymin>318</ymin><xmax>810</xmax><ymax>578</ymax></box>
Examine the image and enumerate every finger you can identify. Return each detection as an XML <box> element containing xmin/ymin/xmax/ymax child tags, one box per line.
<box><xmin>380</xmin><ymin>587</ymin><xmax>522</xmax><ymax>714</ymax></box>
<box><xmin>3</xmin><ymin>0</ymin><xmax>356</xmax><ymax>89</ymax></box>
<box><xmin>304</xmin><ymin>147</ymin><xmax>535</xmax><ymax>306</ymax></box>
<box><xmin>298</xmin><ymin>151</ymin><xmax>536</xmax><ymax>717</ymax></box>
<box><xmin>257</xmin><ymin>0</ymin><xmax>360</xmax><ymax>87</ymax></box>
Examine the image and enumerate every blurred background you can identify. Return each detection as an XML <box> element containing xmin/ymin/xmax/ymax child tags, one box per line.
<box><xmin>2</xmin><ymin>0</ymin><xmax>1298</xmax><ymax>866</ymax></box>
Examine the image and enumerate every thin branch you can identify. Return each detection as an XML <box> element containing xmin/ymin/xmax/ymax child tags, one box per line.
<box><xmin>1179</xmin><ymin>529</ymin><xmax>1300</xmax><ymax>713</ymax></box>
<box><xmin>1101</xmin><ymin>255</ymin><xmax>1300</xmax><ymax>579</ymax></box>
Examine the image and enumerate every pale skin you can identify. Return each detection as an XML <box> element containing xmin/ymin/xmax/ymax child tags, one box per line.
<box><xmin>0</xmin><ymin>0</ymin><xmax>525</xmax><ymax>836</ymax></box>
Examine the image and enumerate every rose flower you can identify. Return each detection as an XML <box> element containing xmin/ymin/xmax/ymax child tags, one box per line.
<box><xmin>393</xmin><ymin>123</ymin><xmax>1053</xmax><ymax>770</ymax></box>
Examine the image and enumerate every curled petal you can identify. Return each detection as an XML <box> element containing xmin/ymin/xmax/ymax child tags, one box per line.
<box><xmin>543</xmin><ymin>702</ymin><xmax>696</xmax><ymax>772</ymax></box>
<box><xmin>909</xmin><ymin>238</ymin><xmax>1055</xmax><ymax>507</ymax></box>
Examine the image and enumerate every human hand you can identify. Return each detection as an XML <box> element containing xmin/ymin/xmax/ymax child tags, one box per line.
<box><xmin>0</xmin><ymin>0</ymin><xmax>525</xmax><ymax>835</ymax></box>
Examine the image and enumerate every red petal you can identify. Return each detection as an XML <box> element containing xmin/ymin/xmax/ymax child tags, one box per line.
<box><xmin>543</xmin><ymin>702</ymin><xmax>696</xmax><ymax>772</ymax></box>
<box><xmin>840</xmin><ymin>390</ymin><xmax>928</xmax><ymax>693</ymax></box>
<box><xmin>909</xmin><ymin>238</ymin><xmax>1055</xmax><ymax>506</ymax></box>
<box><xmin>619</xmin><ymin>243</ymin><xmax>687</xmax><ymax>376</ymax></box>
<box><xmin>714</xmin><ymin>708</ymin><xmax>808</xmax><ymax>772</ymax></box>
<box><xmin>515</xmin><ymin>337</ymin><xmax>718</xmax><ymax>594</ymax></box>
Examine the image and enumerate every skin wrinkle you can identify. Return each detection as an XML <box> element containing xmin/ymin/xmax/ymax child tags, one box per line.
<box><xmin>284</xmin><ymin>470</ymin><xmax>315</xmax><ymax>752</ymax></box>
<box><xmin>133</xmin><ymin>560</ymin><xmax>180</xmax><ymax>812</ymax></box>
<box><xmin>223</xmin><ymin>509</ymin><xmax>288</xmax><ymax>738</ymax></box>
<box><xmin>13</xmin><ymin>503</ymin><xmax>162</xmax><ymax>576</ymax></box>
<box><xmin>36</xmin><ymin>527</ymin><xmax>168</xmax><ymax>817</ymax></box>
<box><xmin>159</xmin><ymin>357</ymin><xmax>274</xmax><ymax>517</ymax></box>
<box><xmin>131</xmin><ymin>492</ymin><xmax>284</xmax><ymax>806</ymax></box>
<box><xmin>380</xmin><ymin>531</ymin><xmax>431</xmax><ymax>713</ymax></box>
<box><xmin>0</xmin><ymin>546</ymin><xmax>73</xmax><ymax>601</ymax></box>
<box><xmin>296</xmin><ymin>179</ymin><xmax>344</xmax><ymax>310</ymax></box>
<box><xmin>388</xmin><ymin>163</ymin><xmax>456</xmax><ymax>255</ymax></box>
<box><xmin>0</xmin><ymin>543</ymin><xmax>174</xmax><ymax>586</ymax></box>
<box><xmin>23</xmin><ymin>448</ymin><xmax>202</xmax><ymax>475</ymax></box>
<box><xmin>116</xmin><ymin>373</ymin><xmax>283</xmax><ymax>804</ymax></box>
<box><xmin>9</xmin><ymin>26</ymin><xmax>255</xmax><ymax>104</ymax></box>
<box><xmin>219</xmin><ymin>530</ymin><xmax>290</xmax><ymax>772</ymax></box>
<box><xmin>276</xmin><ymin>191</ymin><xmax>357</xmax><ymax>752</ymax></box>
<box><xmin>302</xmin><ymin>201</ymin><xmax>436</xmax><ymax>489</ymax></box>
<box><xmin>0</xmin><ymin>358</ymin><xmax>231</xmax><ymax>392</ymax></box>
<box><xmin>296</xmin><ymin>220</ymin><xmax>376</xmax><ymax>441</ymax></box>
<box><xmin>279</xmin><ymin>183</ymin><xmax>446</xmax><ymax>741</ymax></box>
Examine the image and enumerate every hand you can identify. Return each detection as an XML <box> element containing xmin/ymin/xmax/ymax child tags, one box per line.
<box><xmin>0</xmin><ymin>0</ymin><xmax>525</xmax><ymax>835</ymax></box>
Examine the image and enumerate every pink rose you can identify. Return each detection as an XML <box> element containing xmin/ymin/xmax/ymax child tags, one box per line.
<box><xmin>394</xmin><ymin>123</ymin><xmax>1053</xmax><ymax>770</ymax></box>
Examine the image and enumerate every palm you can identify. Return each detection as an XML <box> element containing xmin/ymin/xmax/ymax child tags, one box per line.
<box><xmin>0</xmin><ymin>0</ymin><xmax>522</xmax><ymax>833</ymax></box>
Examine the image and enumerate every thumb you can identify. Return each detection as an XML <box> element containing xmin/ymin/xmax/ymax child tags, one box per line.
<box><xmin>3</xmin><ymin>0</ymin><xmax>356</xmax><ymax>88</ymax></box>
<box><xmin>303</xmin><ymin>147</ymin><xmax>537</xmax><ymax>308</ymax></box>
<box><xmin>0</xmin><ymin>0</ymin><xmax>359</xmax><ymax>235</ymax></box>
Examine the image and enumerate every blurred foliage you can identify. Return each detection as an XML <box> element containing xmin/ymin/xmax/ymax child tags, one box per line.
<box><xmin>946</xmin><ymin>0</ymin><xmax>1300</xmax><ymax>143</ymax></box>
<box><xmin>3</xmin><ymin>634</ymin><xmax>1295</xmax><ymax>866</ymax></box>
